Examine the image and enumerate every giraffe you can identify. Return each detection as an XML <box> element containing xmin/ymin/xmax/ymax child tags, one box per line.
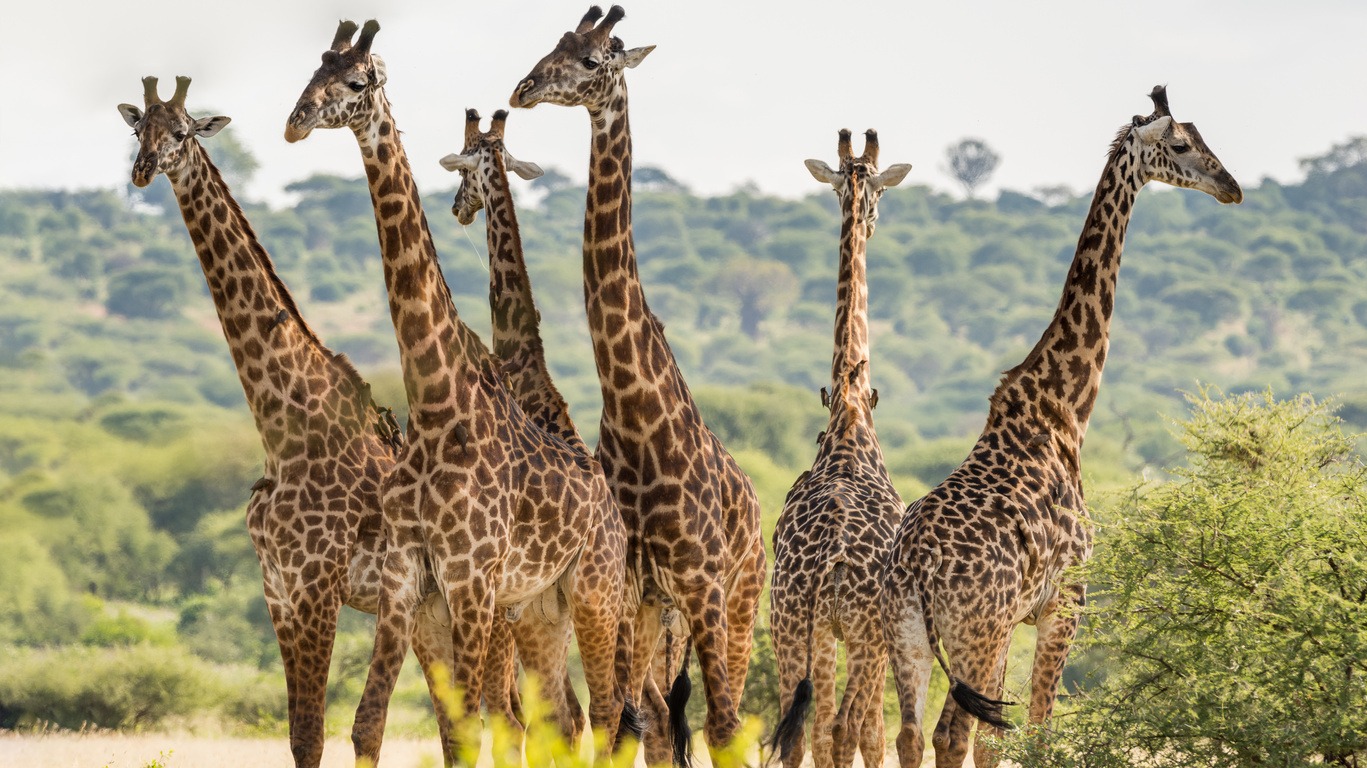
<box><xmin>511</xmin><ymin>7</ymin><xmax>767</xmax><ymax>766</ymax></box>
<box><xmin>881</xmin><ymin>86</ymin><xmax>1242</xmax><ymax>768</ymax></box>
<box><xmin>439</xmin><ymin>107</ymin><xmax>639</xmax><ymax>747</ymax></box>
<box><xmin>116</xmin><ymin>75</ymin><xmax>455</xmax><ymax>768</ymax></box>
<box><xmin>284</xmin><ymin>21</ymin><xmax>628</xmax><ymax>764</ymax></box>
<box><xmin>768</xmin><ymin>129</ymin><xmax>911</xmax><ymax>768</ymax></box>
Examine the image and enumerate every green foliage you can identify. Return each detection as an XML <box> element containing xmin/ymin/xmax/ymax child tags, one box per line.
<box><xmin>0</xmin><ymin>644</ymin><xmax>213</xmax><ymax>730</ymax></box>
<box><xmin>995</xmin><ymin>390</ymin><xmax>1367</xmax><ymax>766</ymax></box>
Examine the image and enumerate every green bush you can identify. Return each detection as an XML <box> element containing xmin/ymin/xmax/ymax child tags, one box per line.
<box><xmin>0</xmin><ymin>644</ymin><xmax>212</xmax><ymax>730</ymax></box>
<box><xmin>995</xmin><ymin>390</ymin><xmax>1367</xmax><ymax>767</ymax></box>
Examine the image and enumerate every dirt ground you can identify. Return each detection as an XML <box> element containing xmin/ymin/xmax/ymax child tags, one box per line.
<box><xmin>0</xmin><ymin>731</ymin><xmax>946</xmax><ymax>767</ymax></box>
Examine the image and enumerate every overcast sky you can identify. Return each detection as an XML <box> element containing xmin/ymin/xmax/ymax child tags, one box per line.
<box><xmin>5</xmin><ymin>1</ymin><xmax>1366</xmax><ymax>206</ymax></box>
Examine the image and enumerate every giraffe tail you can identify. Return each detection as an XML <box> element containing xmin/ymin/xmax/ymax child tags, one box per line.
<box><xmin>922</xmin><ymin>582</ymin><xmax>1014</xmax><ymax>730</ymax></box>
<box><xmin>666</xmin><ymin>636</ymin><xmax>694</xmax><ymax>768</ymax></box>
<box><xmin>768</xmin><ymin>583</ymin><xmax>820</xmax><ymax>762</ymax></box>
<box><xmin>617</xmin><ymin>698</ymin><xmax>644</xmax><ymax>746</ymax></box>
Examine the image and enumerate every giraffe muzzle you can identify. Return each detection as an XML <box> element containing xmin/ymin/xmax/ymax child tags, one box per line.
<box><xmin>509</xmin><ymin>78</ymin><xmax>540</xmax><ymax>109</ymax></box>
<box><xmin>1214</xmin><ymin>172</ymin><xmax>1243</xmax><ymax>204</ymax></box>
<box><xmin>284</xmin><ymin>104</ymin><xmax>319</xmax><ymax>143</ymax></box>
<box><xmin>131</xmin><ymin>153</ymin><xmax>158</xmax><ymax>188</ymax></box>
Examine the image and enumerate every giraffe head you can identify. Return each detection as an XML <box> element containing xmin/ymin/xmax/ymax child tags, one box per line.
<box><xmin>1124</xmin><ymin>85</ymin><xmax>1242</xmax><ymax>204</ymax></box>
<box><xmin>510</xmin><ymin>5</ymin><xmax>654</xmax><ymax>111</ymax></box>
<box><xmin>804</xmin><ymin>129</ymin><xmax>912</xmax><ymax>236</ymax></box>
<box><xmin>284</xmin><ymin>20</ymin><xmax>387</xmax><ymax>142</ymax></box>
<box><xmin>118</xmin><ymin>76</ymin><xmax>230</xmax><ymax>187</ymax></box>
<box><xmin>439</xmin><ymin>109</ymin><xmax>544</xmax><ymax>225</ymax></box>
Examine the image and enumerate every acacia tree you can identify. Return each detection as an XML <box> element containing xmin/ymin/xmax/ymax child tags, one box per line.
<box><xmin>709</xmin><ymin>255</ymin><xmax>799</xmax><ymax>339</ymax></box>
<box><xmin>998</xmin><ymin>390</ymin><xmax>1367</xmax><ymax>767</ymax></box>
<box><xmin>945</xmin><ymin>138</ymin><xmax>1000</xmax><ymax>198</ymax></box>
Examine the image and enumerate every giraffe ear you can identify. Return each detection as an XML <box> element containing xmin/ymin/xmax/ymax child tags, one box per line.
<box><xmin>1135</xmin><ymin>115</ymin><xmax>1173</xmax><ymax>144</ymax></box>
<box><xmin>118</xmin><ymin>104</ymin><xmax>143</xmax><ymax>128</ymax></box>
<box><xmin>874</xmin><ymin>163</ymin><xmax>913</xmax><ymax>190</ymax></box>
<box><xmin>369</xmin><ymin>55</ymin><xmax>388</xmax><ymax>87</ymax></box>
<box><xmin>439</xmin><ymin>152</ymin><xmax>477</xmax><ymax>173</ymax></box>
<box><xmin>623</xmin><ymin>46</ymin><xmax>655</xmax><ymax>69</ymax></box>
<box><xmin>805</xmin><ymin>159</ymin><xmax>840</xmax><ymax>186</ymax></box>
<box><xmin>506</xmin><ymin>155</ymin><xmax>544</xmax><ymax>181</ymax></box>
<box><xmin>194</xmin><ymin>115</ymin><xmax>231</xmax><ymax>138</ymax></box>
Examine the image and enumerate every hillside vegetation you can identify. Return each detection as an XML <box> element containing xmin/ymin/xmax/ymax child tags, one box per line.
<box><xmin>1</xmin><ymin>134</ymin><xmax>1365</xmax><ymax>732</ymax></box>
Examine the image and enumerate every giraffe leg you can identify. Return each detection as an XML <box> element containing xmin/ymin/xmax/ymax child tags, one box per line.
<box><xmin>411</xmin><ymin>600</ymin><xmax>461</xmax><ymax>767</ymax></box>
<box><xmin>441</xmin><ymin>571</ymin><xmax>498</xmax><ymax>745</ymax></box>
<box><xmin>641</xmin><ymin>652</ymin><xmax>675</xmax><ymax>767</ymax></box>
<box><xmin>809</xmin><ymin>627</ymin><xmax>839</xmax><ymax>768</ymax></box>
<box><xmin>677</xmin><ymin>581</ymin><xmax>741</xmax><ymax>760</ymax></box>
<box><xmin>568</xmin><ymin>534</ymin><xmax>628</xmax><ymax>752</ymax></box>
<box><xmin>352</xmin><ymin>542</ymin><xmax>424</xmax><ymax>765</ymax></box>
<box><xmin>629</xmin><ymin>603</ymin><xmax>670</xmax><ymax>766</ymax></box>
<box><xmin>833</xmin><ymin>639</ymin><xmax>886</xmax><ymax>768</ymax></box>
<box><xmin>882</xmin><ymin>585</ymin><xmax>933</xmax><ymax>768</ymax></box>
<box><xmin>481</xmin><ymin>616</ymin><xmax>524</xmax><ymax>729</ymax></box>
<box><xmin>972</xmin><ymin>640</ymin><xmax>1012</xmax><ymax>768</ymax></box>
<box><xmin>723</xmin><ymin>540</ymin><xmax>764</xmax><ymax>715</ymax></box>
<box><xmin>1028</xmin><ymin>584</ymin><xmax>1085</xmax><ymax>724</ymax></box>
<box><xmin>508</xmin><ymin>599</ymin><xmax>581</xmax><ymax>747</ymax></box>
<box><xmin>770</xmin><ymin>601</ymin><xmax>809</xmax><ymax>768</ymax></box>
<box><xmin>858</xmin><ymin>669</ymin><xmax>888</xmax><ymax>768</ymax></box>
<box><xmin>933</xmin><ymin>627</ymin><xmax>1014</xmax><ymax>768</ymax></box>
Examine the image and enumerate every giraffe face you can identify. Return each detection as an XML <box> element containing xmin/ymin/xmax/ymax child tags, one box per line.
<box><xmin>285</xmin><ymin>20</ymin><xmax>388</xmax><ymax>143</ymax></box>
<box><xmin>510</xmin><ymin>6</ymin><xmax>653</xmax><ymax>111</ymax></box>
<box><xmin>440</xmin><ymin>111</ymin><xmax>544</xmax><ymax>226</ymax></box>
<box><xmin>118</xmin><ymin>78</ymin><xmax>229</xmax><ymax>187</ymax></box>
<box><xmin>805</xmin><ymin>131</ymin><xmax>912</xmax><ymax>237</ymax></box>
<box><xmin>1134</xmin><ymin>116</ymin><xmax>1242</xmax><ymax>204</ymax></box>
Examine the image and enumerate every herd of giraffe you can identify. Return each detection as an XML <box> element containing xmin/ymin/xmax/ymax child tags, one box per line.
<box><xmin>115</xmin><ymin>5</ymin><xmax>1243</xmax><ymax>768</ymax></box>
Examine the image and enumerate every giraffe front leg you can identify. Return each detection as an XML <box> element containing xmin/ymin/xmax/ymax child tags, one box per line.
<box><xmin>411</xmin><ymin>598</ymin><xmax>461</xmax><ymax>767</ymax></box>
<box><xmin>678</xmin><ymin>581</ymin><xmax>741</xmax><ymax>763</ymax></box>
<box><xmin>285</xmin><ymin>585</ymin><xmax>344</xmax><ymax>768</ymax></box>
<box><xmin>723</xmin><ymin>540</ymin><xmax>764</xmax><ymax>712</ymax></box>
<box><xmin>508</xmin><ymin>600</ymin><xmax>580</xmax><ymax>748</ymax></box>
<box><xmin>352</xmin><ymin>543</ymin><xmax>423</xmax><ymax>766</ymax></box>
<box><xmin>568</xmin><ymin>504</ymin><xmax>628</xmax><ymax>755</ymax></box>
<box><xmin>440</xmin><ymin>571</ymin><xmax>499</xmax><ymax>760</ymax></box>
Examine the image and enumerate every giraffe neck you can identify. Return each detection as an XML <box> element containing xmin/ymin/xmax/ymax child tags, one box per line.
<box><xmin>482</xmin><ymin>156</ymin><xmax>584</xmax><ymax>448</ymax></box>
<box><xmin>168</xmin><ymin>141</ymin><xmax>363</xmax><ymax>460</ymax></box>
<box><xmin>1003</xmin><ymin>130</ymin><xmax>1144</xmax><ymax>435</ymax></box>
<box><xmin>830</xmin><ymin>172</ymin><xmax>872</xmax><ymax>407</ymax></box>
<box><xmin>582</xmin><ymin>91</ymin><xmax>691</xmax><ymax>418</ymax></box>
<box><xmin>353</xmin><ymin>92</ymin><xmax>495</xmax><ymax>434</ymax></box>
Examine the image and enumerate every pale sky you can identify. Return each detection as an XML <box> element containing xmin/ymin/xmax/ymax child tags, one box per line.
<box><xmin>5</xmin><ymin>1</ymin><xmax>1366</xmax><ymax>205</ymax></box>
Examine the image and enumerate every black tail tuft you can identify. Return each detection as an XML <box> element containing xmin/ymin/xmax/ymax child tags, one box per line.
<box><xmin>666</xmin><ymin>669</ymin><xmax>694</xmax><ymax>768</ymax></box>
<box><xmin>617</xmin><ymin>698</ymin><xmax>645</xmax><ymax>746</ymax></box>
<box><xmin>770</xmin><ymin>676</ymin><xmax>813</xmax><ymax>760</ymax></box>
<box><xmin>948</xmin><ymin>678</ymin><xmax>1014</xmax><ymax>731</ymax></box>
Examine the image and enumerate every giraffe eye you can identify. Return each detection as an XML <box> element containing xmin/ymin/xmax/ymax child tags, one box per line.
<box><xmin>1172</xmin><ymin>143</ymin><xmax>1191</xmax><ymax>155</ymax></box>
<box><xmin>348</xmin><ymin>81</ymin><xmax>367</xmax><ymax>93</ymax></box>
<box><xmin>172</xmin><ymin>130</ymin><xmax>187</xmax><ymax>141</ymax></box>
<box><xmin>582</xmin><ymin>57</ymin><xmax>600</xmax><ymax>70</ymax></box>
